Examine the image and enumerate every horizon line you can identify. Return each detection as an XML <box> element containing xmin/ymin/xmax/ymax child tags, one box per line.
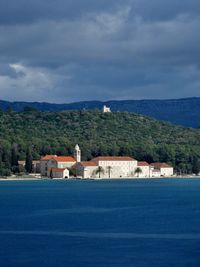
<box><xmin>0</xmin><ymin>96</ymin><xmax>200</xmax><ymax>105</ymax></box>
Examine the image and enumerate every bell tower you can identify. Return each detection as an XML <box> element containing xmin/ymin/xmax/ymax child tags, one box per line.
<box><xmin>74</xmin><ymin>144</ymin><xmax>81</xmax><ymax>162</ymax></box>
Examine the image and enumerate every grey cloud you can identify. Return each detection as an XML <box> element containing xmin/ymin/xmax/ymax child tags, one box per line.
<box><xmin>0</xmin><ymin>63</ymin><xmax>20</xmax><ymax>78</ymax></box>
<box><xmin>132</xmin><ymin>0</ymin><xmax>200</xmax><ymax>21</ymax></box>
<box><xmin>0</xmin><ymin>0</ymin><xmax>200</xmax><ymax>25</ymax></box>
<box><xmin>1</xmin><ymin>11</ymin><xmax>200</xmax><ymax>67</ymax></box>
<box><xmin>0</xmin><ymin>0</ymin><xmax>200</xmax><ymax>102</ymax></box>
<box><xmin>0</xmin><ymin>0</ymin><xmax>128</xmax><ymax>25</ymax></box>
<box><xmin>56</xmin><ymin>64</ymin><xmax>200</xmax><ymax>101</ymax></box>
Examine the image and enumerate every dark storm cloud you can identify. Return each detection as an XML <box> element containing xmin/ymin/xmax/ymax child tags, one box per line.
<box><xmin>132</xmin><ymin>0</ymin><xmax>200</xmax><ymax>21</ymax></box>
<box><xmin>0</xmin><ymin>0</ymin><xmax>200</xmax><ymax>24</ymax></box>
<box><xmin>0</xmin><ymin>0</ymin><xmax>127</xmax><ymax>25</ymax></box>
<box><xmin>0</xmin><ymin>0</ymin><xmax>199</xmax><ymax>102</ymax></box>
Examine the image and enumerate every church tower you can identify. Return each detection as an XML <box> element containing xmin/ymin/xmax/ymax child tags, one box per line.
<box><xmin>74</xmin><ymin>144</ymin><xmax>81</xmax><ymax>162</ymax></box>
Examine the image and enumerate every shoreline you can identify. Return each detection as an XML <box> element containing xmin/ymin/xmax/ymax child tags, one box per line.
<box><xmin>1</xmin><ymin>176</ymin><xmax>200</xmax><ymax>181</ymax></box>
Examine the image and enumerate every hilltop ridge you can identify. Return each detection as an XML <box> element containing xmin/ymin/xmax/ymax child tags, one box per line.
<box><xmin>0</xmin><ymin>97</ymin><xmax>200</xmax><ymax>128</ymax></box>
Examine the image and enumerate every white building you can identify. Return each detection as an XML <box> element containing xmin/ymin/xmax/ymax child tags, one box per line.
<box><xmin>150</xmin><ymin>163</ymin><xmax>174</xmax><ymax>177</ymax></box>
<box><xmin>75</xmin><ymin>161</ymin><xmax>98</xmax><ymax>178</ymax></box>
<box><xmin>40</xmin><ymin>145</ymin><xmax>174</xmax><ymax>179</ymax></box>
<box><xmin>47</xmin><ymin>156</ymin><xmax>76</xmax><ymax>169</ymax></box>
<box><xmin>102</xmin><ymin>105</ymin><xmax>111</xmax><ymax>113</ymax></box>
<box><xmin>76</xmin><ymin>156</ymin><xmax>138</xmax><ymax>178</ymax></box>
<box><xmin>40</xmin><ymin>155</ymin><xmax>76</xmax><ymax>177</ymax></box>
<box><xmin>92</xmin><ymin>156</ymin><xmax>138</xmax><ymax>178</ymax></box>
<box><xmin>40</xmin><ymin>155</ymin><xmax>57</xmax><ymax>176</ymax></box>
<box><xmin>47</xmin><ymin>168</ymin><xmax>69</xmax><ymax>179</ymax></box>
<box><xmin>137</xmin><ymin>161</ymin><xmax>150</xmax><ymax>178</ymax></box>
<box><xmin>151</xmin><ymin>169</ymin><xmax>161</xmax><ymax>178</ymax></box>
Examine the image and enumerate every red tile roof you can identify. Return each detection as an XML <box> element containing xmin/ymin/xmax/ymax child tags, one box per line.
<box><xmin>150</xmin><ymin>163</ymin><xmax>172</xmax><ymax>169</ymax></box>
<box><xmin>79</xmin><ymin>161</ymin><xmax>97</xmax><ymax>167</ymax></box>
<box><xmin>41</xmin><ymin>155</ymin><xmax>57</xmax><ymax>161</ymax></box>
<box><xmin>41</xmin><ymin>155</ymin><xmax>76</xmax><ymax>162</ymax></box>
<box><xmin>138</xmin><ymin>161</ymin><xmax>149</xmax><ymax>166</ymax></box>
<box><xmin>91</xmin><ymin>156</ymin><xmax>136</xmax><ymax>161</ymax></box>
<box><xmin>54</xmin><ymin>156</ymin><xmax>76</xmax><ymax>162</ymax></box>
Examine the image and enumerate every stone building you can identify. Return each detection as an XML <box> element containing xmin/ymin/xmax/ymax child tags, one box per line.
<box><xmin>75</xmin><ymin>161</ymin><xmax>98</xmax><ymax>178</ymax></box>
<box><xmin>40</xmin><ymin>145</ymin><xmax>174</xmax><ymax>179</ymax></box>
<box><xmin>137</xmin><ymin>161</ymin><xmax>150</xmax><ymax>178</ymax></box>
<box><xmin>18</xmin><ymin>160</ymin><xmax>41</xmax><ymax>173</ymax></box>
<box><xmin>150</xmin><ymin>163</ymin><xmax>174</xmax><ymax>177</ymax></box>
<box><xmin>47</xmin><ymin>167</ymin><xmax>69</xmax><ymax>179</ymax></box>
<box><xmin>40</xmin><ymin>155</ymin><xmax>76</xmax><ymax>177</ymax></box>
<box><xmin>76</xmin><ymin>156</ymin><xmax>138</xmax><ymax>178</ymax></box>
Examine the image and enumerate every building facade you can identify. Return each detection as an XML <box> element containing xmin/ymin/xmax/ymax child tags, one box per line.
<box><xmin>75</xmin><ymin>161</ymin><xmax>98</xmax><ymax>178</ymax></box>
<box><xmin>40</xmin><ymin>145</ymin><xmax>174</xmax><ymax>179</ymax></box>
<box><xmin>18</xmin><ymin>160</ymin><xmax>41</xmax><ymax>173</ymax></box>
<box><xmin>40</xmin><ymin>155</ymin><xmax>76</xmax><ymax>177</ymax></box>
<box><xmin>40</xmin><ymin>155</ymin><xmax>57</xmax><ymax>176</ymax></box>
<box><xmin>47</xmin><ymin>168</ymin><xmax>69</xmax><ymax>179</ymax></box>
<box><xmin>150</xmin><ymin>163</ymin><xmax>174</xmax><ymax>177</ymax></box>
<box><xmin>75</xmin><ymin>156</ymin><xmax>138</xmax><ymax>178</ymax></box>
<box><xmin>137</xmin><ymin>161</ymin><xmax>150</xmax><ymax>178</ymax></box>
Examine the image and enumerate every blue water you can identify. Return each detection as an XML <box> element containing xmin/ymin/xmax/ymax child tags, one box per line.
<box><xmin>0</xmin><ymin>179</ymin><xmax>200</xmax><ymax>267</ymax></box>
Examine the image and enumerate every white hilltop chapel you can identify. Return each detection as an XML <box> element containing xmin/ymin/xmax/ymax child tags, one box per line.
<box><xmin>40</xmin><ymin>144</ymin><xmax>174</xmax><ymax>179</ymax></box>
<box><xmin>102</xmin><ymin>105</ymin><xmax>111</xmax><ymax>113</ymax></box>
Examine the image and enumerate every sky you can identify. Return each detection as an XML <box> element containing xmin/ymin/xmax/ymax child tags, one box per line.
<box><xmin>0</xmin><ymin>0</ymin><xmax>200</xmax><ymax>103</ymax></box>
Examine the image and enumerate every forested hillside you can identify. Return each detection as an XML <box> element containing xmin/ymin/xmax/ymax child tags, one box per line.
<box><xmin>1</xmin><ymin>97</ymin><xmax>200</xmax><ymax>127</ymax></box>
<box><xmin>0</xmin><ymin>109</ymin><xmax>200</xmax><ymax>176</ymax></box>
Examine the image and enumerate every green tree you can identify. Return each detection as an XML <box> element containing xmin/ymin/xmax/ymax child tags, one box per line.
<box><xmin>0</xmin><ymin>146</ymin><xmax>3</xmax><ymax>169</ymax></box>
<box><xmin>134</xmin><ymin>167</ymin><xmax>142</xmax><ymax>178</ymax></box>
<box><xmin>11</xmin><ymin>145</ymin><xmax>18</xmax><ymax>166</ymax></box>
<box><xmin>2</xmin><ymin>148</ymin><xmax>11</xmax><ymax>169</ymax></box>
<box><xmin>192</xmin><ymin>156</ymin><xmax>200</xmax><ymax>175</ymax></box>
<box><xmin>25</xmin><ymin>148</ymin><xmax>33</xmax><ymax>173</ymax></box>
<box><xmin>177</xmin><ymin>163</ymin><xmax>187</xmax><ymax>175</ymax></box>
<box><xmin>6</xmin><ymin>106</ymin><xmax>13</xmax><ymax>113</ymax></box>
<box><xmin>50</xmin><ymin>168</ymin><xmax>53</xmax><ymax>179</ymax></box>
<box><xmin>69</xmin><ymin>168</ymin><xmax>77</xmax><ymax>177</ymax></box>
<box><xmin>107</xmin><ymin>166</ymin><xmax>112</xmax><ymax>178</ymax></box>
<box><xmin>0</xmin><ymin>168</ymin><xmax>11</xmax><ymax>177</ymax></box>
<box><xmin>95</xmin><ymin>166</ymin><xmax>104</xmax><ymax>178</ymax></box>
<box><xmin>23</xmin><ymin>106</ymin><xmax>38</xmax><ymax>112</ymax></box>
<box><xmin>11</xmin><ymin>145</ymin><xmax>19</xmax><ymax>173</ymax></box>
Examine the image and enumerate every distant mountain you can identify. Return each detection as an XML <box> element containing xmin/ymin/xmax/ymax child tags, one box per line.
<box><xmin>0</xmin><ymin>97</ymin><xmax>200</xmax><ymax>128</ymax></box>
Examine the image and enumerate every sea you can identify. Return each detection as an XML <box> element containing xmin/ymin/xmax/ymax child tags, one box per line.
<box><xmin>0</xmin><ymin>178</ymin><xmax>200</xmax><ymax>267</ymax></box>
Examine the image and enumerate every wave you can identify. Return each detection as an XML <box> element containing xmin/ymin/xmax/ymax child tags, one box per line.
<box><xmin>29</xmin><ymin>207</ymin><xmax>133</xmax><ymax>216</ymax></box>
<box><xmin>0</xmin><ymin>230</ymin><xmax>200</xmax><ymax>240</ymax></box>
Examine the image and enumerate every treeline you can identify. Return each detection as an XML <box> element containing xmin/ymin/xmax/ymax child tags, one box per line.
<box><xmin>0</xmin><ymin>109</ymin><xmax>200</xmax><ymax>176</ymax></box>
<box><xmin>0</xmin><ymin>145</ymin><xmax>33</xmax><ymax>176</ymax></box>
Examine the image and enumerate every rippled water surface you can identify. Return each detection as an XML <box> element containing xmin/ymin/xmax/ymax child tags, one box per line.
<box><xmin>0</xmin><ymin>178</ymin><xmax>200</xmax><ymax>266</ymax></box>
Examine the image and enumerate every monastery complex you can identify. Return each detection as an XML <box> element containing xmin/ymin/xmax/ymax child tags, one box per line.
<box><xmin>40</xmin><ymin>144</ymin><xmax>174</xmax><ymax>179</ymax></box>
